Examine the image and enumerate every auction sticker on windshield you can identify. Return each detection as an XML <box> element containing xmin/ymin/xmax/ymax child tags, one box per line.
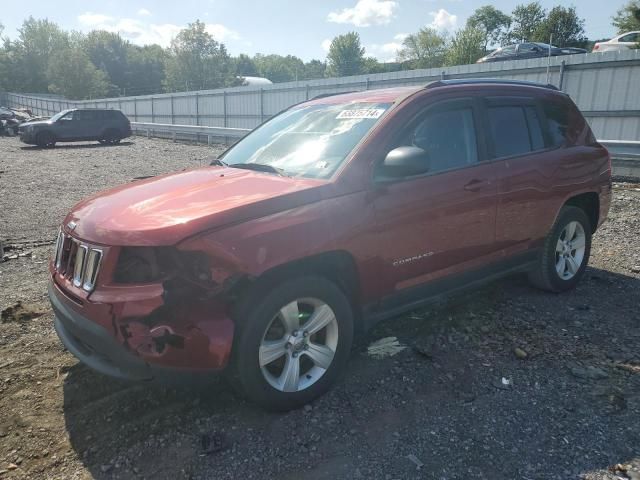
<box><xmin>336</xmin><ymin>108</ymin><xmax>385</xmax><ymax>120</ymax></box>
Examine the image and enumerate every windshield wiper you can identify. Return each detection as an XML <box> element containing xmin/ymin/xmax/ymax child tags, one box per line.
<box><xmin>210</xmin><ymin>158</ymin><xmax>228</xmax><ymax>167</ymax></box>
<box><xmin>229</xmin><ymin>163</ymin><xmax>289</xmax><ymax>177</ymax></box>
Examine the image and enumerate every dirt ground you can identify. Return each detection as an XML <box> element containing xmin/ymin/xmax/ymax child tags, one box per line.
<box><xmin>0</xmin><ymin>136</ymin><xmax>639</xmax><ymax>480</ymax></box>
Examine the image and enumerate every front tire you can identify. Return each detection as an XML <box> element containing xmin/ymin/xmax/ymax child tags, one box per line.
<box><xmin>231</xmin><ymin>276</ymin><xmax>354</xmax><ymax>411</ymax></box>
<box><xmin>529</xmin><ymin>206</ymin><xmax>592</xmax><ymax>292</ymax></box>
<box><xmin>36</xmin><ymin>131</ymin><xmax>56</xmax><ymax>148</ymax></box>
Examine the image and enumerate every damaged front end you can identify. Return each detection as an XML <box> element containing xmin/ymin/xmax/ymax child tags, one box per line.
<box><xmin>50</xmin><ymin>239</ymin><xmax>238</xmax><ymax>380</ymax></box>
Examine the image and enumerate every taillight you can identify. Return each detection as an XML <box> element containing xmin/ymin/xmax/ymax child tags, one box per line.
<box><xmin>593</xmin><ymin>44</ymin><xmax>600</xmax><ymax>51</ymax></box>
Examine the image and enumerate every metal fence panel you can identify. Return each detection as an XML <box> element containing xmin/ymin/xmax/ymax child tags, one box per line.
<box><xmin>3</xmin><ymin>50</ymin><xmax>639</xmax><ymax>141</ymax></box>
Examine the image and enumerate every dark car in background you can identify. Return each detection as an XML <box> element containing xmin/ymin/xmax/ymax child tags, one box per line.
<box><xmin>477</xmin><ymin>43</ymin><xmax>587</xmax><ymax>63</ymax></box>
<box><xmin>19</xmin><ymin>108</ymin><xmax>132</xmax><ymax>147</ymax></box>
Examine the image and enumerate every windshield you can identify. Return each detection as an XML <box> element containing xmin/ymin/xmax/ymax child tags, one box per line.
<box><xmin>50</xmin><ymin>109</ymin><xmax>72</xmax><ymax>122</ymax></box>
<box><xmin>219</xmin><ymin>102</ymin><xmax>391</xmax><ymax>179</ymax></box>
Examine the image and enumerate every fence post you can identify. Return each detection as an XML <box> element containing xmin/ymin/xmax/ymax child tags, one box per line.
<box><xmin>195</xmin><ymin>93</ymin><xmax>200</xmax><ymax>125</ymax></box>
<box><xmin>170</xmin><ymin>94</ymin><xmax>175</xmax><ymax>124</ymax></box>
<box><xmin>134</xmin><ymin>97</ymin><xmax>138</xmax><ymax>121</ymax></box>
<box><xmin>260</xmin><ymin>88</ymin><xmax>264</xmax><ymax>123</ymax></box>
<box><xmin>306</xmin><ymin>84</ymin><xmax>310</xmax><ymax>100</ymax></box>
<box><xmin>365</xmin><ymin>78</ymin><xmax>370</xmax><ymax>90</ymax></box>
<box><xmin>559</xmin><ymin>60</ymin><xmax>566</xmax><ymax>91</ymax></box>
<box><xmin>223</xmin><ymin>91</ymin><xmax>227</xmax><ymax>127</ymax></box>
<box><xmin>151</xmin><ymin>96</ymin><xmax>155</xmax><ymax>123</ymax></box>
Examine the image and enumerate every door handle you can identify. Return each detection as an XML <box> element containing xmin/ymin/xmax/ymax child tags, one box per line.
<box><xmin>463</xmin><ymin>179</ymin><xmax>490</xmax><ymax>192</ymax></box>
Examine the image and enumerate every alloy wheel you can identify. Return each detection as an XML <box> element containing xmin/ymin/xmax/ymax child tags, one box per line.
<box><xmin>259</xmin><ymin>298</ymin><xmax>338</xmax><ymax>393</ymax></box>
<box><xmin>555</xmin><ymin>220</ymin><xmax>586</xmax><ymax>280</ymax></box>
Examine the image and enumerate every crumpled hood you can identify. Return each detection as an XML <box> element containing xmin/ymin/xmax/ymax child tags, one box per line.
<box><xmin>64</xmin><ymin>166</ymin><xmax>327</xmax><ymax>246</ymax></box>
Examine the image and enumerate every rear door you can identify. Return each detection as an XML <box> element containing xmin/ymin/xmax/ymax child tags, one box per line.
<box><xmin>487</xmin><ymin>95</ymin><xmax>593</xmax><ymax>258</ymax></box>
<box><xmin>619</xmin><ymin>32</ymin><xmax>640</xmax><ymax>48</ymax></box>
<box><xmin>84</xmin><ymin>110</ymin><xmax>104</xmax><ymax>139</ymax></box>
<box><xmin>370</xmin><ymin>97</ymin><xmax>500</xmax><ymax>302</ymax></box>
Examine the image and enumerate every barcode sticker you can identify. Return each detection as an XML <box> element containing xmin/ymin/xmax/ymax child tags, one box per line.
<box><xmin>336</xmin><ymin>108</ymin><xmax>385</xmax><ymax>120</ymax></box>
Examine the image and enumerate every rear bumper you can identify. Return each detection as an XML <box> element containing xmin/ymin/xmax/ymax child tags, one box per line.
<box><xmin>49</xmin><ymin>280</ymin><xmax>234</xmax><ymax>383</ymax></box>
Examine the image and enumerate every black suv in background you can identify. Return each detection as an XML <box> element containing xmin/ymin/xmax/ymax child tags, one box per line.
<box><xmin>19</xmin><ymin>109</ymin><xmax>132</xmax><ymax>147</ymax></box>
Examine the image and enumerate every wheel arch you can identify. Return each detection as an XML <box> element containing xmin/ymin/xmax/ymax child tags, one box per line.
<box><xmin>563</xmin><ymin>191</ymin><xmax>600</xmax><ymax>233</ymax></box>
<box><xmin>36</xmin><ymin>129</ymin><xmax>56</xmax><ymax>141</ymax></box>
<box><xmin>234</xmin><ymin>250</ymin><xmax>364</xmax><ymax>334</ymax></box>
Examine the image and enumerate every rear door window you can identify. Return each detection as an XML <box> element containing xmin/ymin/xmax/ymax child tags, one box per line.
<box><xmin>488</xmin><ymin>105</ymin><xmax>543</xmax><ymax>158</ymax></box>
<box><xmin>619</xmin><ymin>33</ymin><xmax>640</xmax><ymax>43</ymax></box>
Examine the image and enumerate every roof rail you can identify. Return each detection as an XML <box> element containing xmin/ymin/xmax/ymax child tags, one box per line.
<box><xmin>426</xmin><ymin>78</ymin><xmax>559</xmax><ymax>91</ymax></box>
<box><xmin>311</xmin><ymin>91</ymin><xmax>357</xmax><ymax>100</ymax></box>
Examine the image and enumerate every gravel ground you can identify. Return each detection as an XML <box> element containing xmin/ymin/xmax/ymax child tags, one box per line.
<box><xmin>0</xmin><ymin>136</ymin><xmax>639</xmax><ymax>480</ymax></box>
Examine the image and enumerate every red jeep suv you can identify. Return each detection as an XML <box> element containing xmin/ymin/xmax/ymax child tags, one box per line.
<box><xmin>49</xmin><ymin>79</ymin><xmax>611</xmax><ymax>410</ymax></box>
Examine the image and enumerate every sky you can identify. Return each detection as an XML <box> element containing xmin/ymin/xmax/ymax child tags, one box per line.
<box><xmin>1</xmin><ymin>0</ymin><xmax>628</xmax><ymax>62</ymax></box>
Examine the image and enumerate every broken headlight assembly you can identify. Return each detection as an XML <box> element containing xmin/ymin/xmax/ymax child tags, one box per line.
<box><xmin>114</xmin><ymin>247</ymin><xmax>214</xmax><ymax>288</ymax></box>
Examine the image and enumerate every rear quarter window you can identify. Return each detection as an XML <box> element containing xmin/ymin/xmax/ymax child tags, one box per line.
<box><xmin>542</xmin><ymin>101</ymin><xmax>570</xmax><ymax>146</ymax></box>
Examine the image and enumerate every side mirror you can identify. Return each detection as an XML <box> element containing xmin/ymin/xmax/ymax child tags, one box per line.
<box><xmin>378</xmin><ymin>146</ymin><xmax>430</xmax><ymax>179</ymax></box>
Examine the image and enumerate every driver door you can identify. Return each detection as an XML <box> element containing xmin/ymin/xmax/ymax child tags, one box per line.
<box><xmin>55</xmin><ymin>111</ymin><xmax>78</xmax><ymax>140</ymax></box>
<box><xmin>370</xmin><ymin>98</ymin><xmax>500</xmax><ymax>304</ymax></box>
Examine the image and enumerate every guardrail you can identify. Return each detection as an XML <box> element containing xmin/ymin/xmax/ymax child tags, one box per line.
<box><xmin>600</xmin><ymin>140</ymin><xmax>640</xmax><ymax>180</ymax></box>
<box><xmin>131</xmin><ymin>121</ymin><xmax>250</xmax><ymax>145</ymax></box>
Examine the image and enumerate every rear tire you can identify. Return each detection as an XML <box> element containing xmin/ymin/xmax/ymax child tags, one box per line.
<box><xmin>36</xmin><ymin>131</ymin><xmax>56</xmax><ymax>148</ymax></box>
<box><xmin>101</xmin><ymin>129</ymin><xmax>121</xmax><ymax>145</ymax></box>
<box><xmin>230</xmin><ymin>276</ymin><xmax>354</xmax><ymax>411</ymax></box>
<box><xmin>528</xmin><ymin>206</ymin><xmax>592</xmax><ymax>292</ymax></box>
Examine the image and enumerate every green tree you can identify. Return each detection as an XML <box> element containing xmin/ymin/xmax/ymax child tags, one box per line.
<box><xmin>397</xmin><ymin>27</ymin><xmax>448</xmax><ymax>69</ymax></box>
<box><xmin>362</xmin><ymin>56</ymin><xmax>386</xmax><ymax>73</ymax></box>
<box><xmin>47</xmin><ymin>47</ymin><xmax>109</xmax><ymax>99</ymax></box>
<box><xmin>82</xmin><ymin>30</ymin><xmax>130</xmax><ymax>95</ymax></box>
<box><xmin>326</xmin><ymin>32</ymin><xmax>365</xmax><ymax>77</ymax></box>
<box><xmin>467</xmin><ymin>5</ymin><xmax>512</xmax><ymax>50</ymax></box>
<box><xmin>509</xmin><ymin>2</ymin><xmax>546</xmax><ymax>43</ymax></box>
<box><xmin>126</xmin><ymin>44</ymin><xmax>168</xmax><ymax>95</ymax></box>
<box><xmin>533</xmin><ymin>6</ymin><xmax>587</xmax><ymax>47</ymax></box>
<box><xmin>253</xmin><ymin>54</ymin><xmax>305</xmax><ymax>82</ymax></box>
<box><xmin>613</xmin><ymin>1</ymin><xmax>640</xmax><ymax>33</ymax></box>
<box><xmin>302</xmin><ymin>59</ymin><xmax>326</xmax><ymax>80</ymax></box>
<box><xmin>13</xmin><ymin>17</ymin><xmax>69</xmax><ymax>92</ymax></box>
<box><xmin>164</xmin><ymin>20</ymin><xmax>236</xmax><ymax>91</ymax></box>
<box><xmin>234</xmin><ymin>53</ymin><xmax>259</xmax><ymax>76</ymax></box>
<box><xmin>445</xmin><ymin>26</ymin><xmax>485</xmax><ymax>66</ymax></box>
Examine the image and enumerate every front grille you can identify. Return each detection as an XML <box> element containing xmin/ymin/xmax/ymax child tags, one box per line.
<box><xmin>53</xmin><ymin>229</ymin><xmax>103</xmax><ymax>292</ymax></box>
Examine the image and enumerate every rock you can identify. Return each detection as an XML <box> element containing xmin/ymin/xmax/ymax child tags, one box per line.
<box><xmin>493</xmin><ymin>377</ymin><xmax>512</xmax><ymax>390</ymax></box>
<box><xmin>100</xmin><ymin>464</ymin><xmax>113</xmax><ymax>473</ymax></box>
<box><xmin>406</xmin><ymin>454</ymin><xmax>424</xmax><ymax>470</ymax></box>
<box><xmin>631</xmin><ymin>266</ymin><xmax>640</xmax><ymax>273</ymax></box>
<box><xmin>303</xmin><ymin>404</ymin><xmax>313</xmax><ymax>413</ymax></box>
<box><xmin>514</xmin><ymin>348</ymin><xmax>528</xmax><ymax>359</ymax></box>
<box><xmin>7</xmin><ymin>464</ymin><xmax>18</xmax><ymax>471</ymax></box>
<box><xmin>570</xmin><ymin>366</ymin><xmax>609</xmax><ymax>380</ymax></box>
